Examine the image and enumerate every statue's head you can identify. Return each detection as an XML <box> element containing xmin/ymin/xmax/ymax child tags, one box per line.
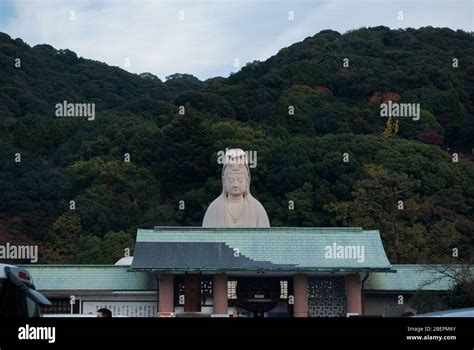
<box><xmin>221</xmin><ymin>149</ymin><xmax>250</xmax><ymax>198</ymax></box>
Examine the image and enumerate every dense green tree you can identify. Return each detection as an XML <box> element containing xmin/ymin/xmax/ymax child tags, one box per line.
<box><xmin>1</xmin><ymin>27</ymin><xmax>473</xmax><ymax>264</ymax></box>
<box><xmin>326</xmin><ymin>165</ymin><xmax>462</xmax><ymax>263</ymax></box>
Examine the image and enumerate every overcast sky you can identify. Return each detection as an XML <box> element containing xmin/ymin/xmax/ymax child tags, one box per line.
<box><xmin>0</xmin><ymin>0</ymin><xmax>472</xmax><ymax>80</ymax></box>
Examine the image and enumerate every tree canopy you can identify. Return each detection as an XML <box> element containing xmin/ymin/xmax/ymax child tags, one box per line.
<box><xmin>0</xmin><ymin>27</ymin><xmax>473</xmax><ymax>264</ymax></box>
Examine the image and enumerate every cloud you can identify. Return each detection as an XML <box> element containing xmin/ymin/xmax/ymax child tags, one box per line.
<box><xmin>256</xmin><ymin>0</ymin><xmax>473</xmax><ymax>61</ymax></box>
<box><xmin>1</xmin><ymin>0</ymin><xmax>472</xmax><ymax>80</ymax></box>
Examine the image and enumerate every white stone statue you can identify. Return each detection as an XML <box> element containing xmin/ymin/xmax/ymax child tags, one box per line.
<box><xmin>202</xmin><ymin>149</ymin><xmax>270</xmax><ymax>227</ymax></box>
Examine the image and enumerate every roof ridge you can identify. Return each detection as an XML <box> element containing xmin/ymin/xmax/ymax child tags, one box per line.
<box><xmin>148</xmin><ymin>226</ymin><xmax>365</xmax><ymax>230</ymax></box>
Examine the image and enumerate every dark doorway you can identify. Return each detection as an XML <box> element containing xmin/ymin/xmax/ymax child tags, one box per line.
<box><xmin>235</xmin><ymin>277</ymin><xmax>281</xmax><ymax>316</ymax></box>
<box><xmin>184</xmin><ymin>274</ymin><xmax>201</xmax><ymax>312</ymax></box>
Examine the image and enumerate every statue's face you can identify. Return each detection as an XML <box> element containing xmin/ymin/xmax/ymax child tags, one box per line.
<box><xmin>224</xmin><ymin>172</ymin><xmax>247</xmax><ymax>197</ymax></box>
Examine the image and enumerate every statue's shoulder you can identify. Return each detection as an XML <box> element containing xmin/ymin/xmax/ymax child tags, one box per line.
<box><xmin>249</xmin><ymin>196</ymin><xmax>270</xmax><ymax>226</ymax></box>
<box><xmin>205</xmin><ymin>195</ymin><xmax>224</xmax><ymax>212</ymax></box>
<box><xmin>249</xmin><ymin>196</ymin><xmax>267</xmax><ymax>212</ymax></box>
<box><xmin>202</xmin><ymin>195</ymin><xmax>225</xmax><ymax>227</ymax></box>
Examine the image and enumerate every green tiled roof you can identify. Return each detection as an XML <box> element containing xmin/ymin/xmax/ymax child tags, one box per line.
<box><xmin>133</xmin><ymin>227</ymin><xmax>392</xmax><ymax>272</ymax></box>
<box><xmin>18</xmin><ymin>265</ymin><xmax>155</xmax><ymax>292</ymax></box>
<box><xmin>366</xmin><ymin>265</ymin><xmax>458</xmax><ymax>292</ymax></box>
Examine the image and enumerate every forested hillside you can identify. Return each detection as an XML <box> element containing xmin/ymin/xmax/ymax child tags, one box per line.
<box><xmin>0</xmin><ymin>26</ymin><xmax>473</xmax><ymax>264</ymax></box>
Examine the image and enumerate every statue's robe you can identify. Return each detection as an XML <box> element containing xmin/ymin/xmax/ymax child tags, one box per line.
<box><xmin>202</xmin><ymin>193</ymin><xmax>270</xmax><ymax>228</ymax></box>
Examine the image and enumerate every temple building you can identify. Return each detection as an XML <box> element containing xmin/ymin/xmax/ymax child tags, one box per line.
<box><xmin>133</xmin><ymin>226</ymin><xmax>390</xmax><ymax>317</ymax></box>
<box><xmin>22</xmin><ymin>226</ymin><xmax>456</xmax><ymax>317</ymax></box>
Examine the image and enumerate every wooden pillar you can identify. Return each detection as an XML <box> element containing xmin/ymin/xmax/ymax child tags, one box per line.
<box><xmin>346</xmin><ymin>274</ymin><xmax>362</xmax><ymax>315</ymax></box>
<box><xmin>158</xmin><ymin>274</ymin><xmax>174</xmax><ymax>313</ymax></box>
<box><xmin>184</xmin><ymin>274</ymin><xmax>201</xmax><ymax>312</ymax></box>
<box><xmin>293</xmin><ymin>274</ymin><xmax>308</xmax><ymax>317</ymax></box>
<box><xmin>213</xmin><ymin>273</ymin><xmax>228</xmax><ymax>315</ymax></box>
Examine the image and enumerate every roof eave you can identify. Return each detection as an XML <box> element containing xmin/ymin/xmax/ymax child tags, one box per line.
<box><xmin>131</xmin><ymin>267</ymin><xmax>395</xmax><ymax>273</ymax></box>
